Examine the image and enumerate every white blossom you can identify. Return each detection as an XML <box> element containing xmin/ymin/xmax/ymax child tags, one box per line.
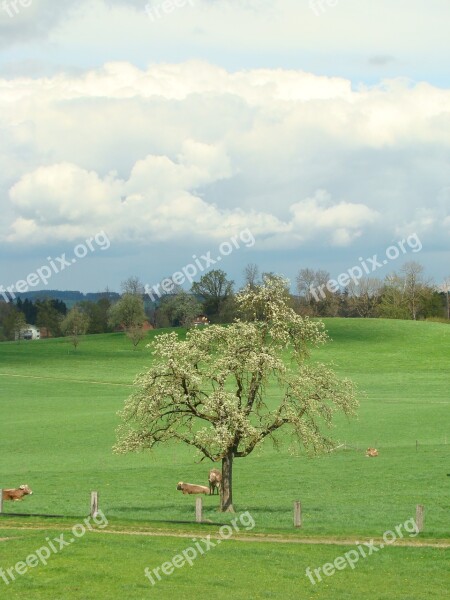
<box><xmin>114</xmin><ymin>275</ymin><xmax>358</xmax><ymax>463</ymax></box>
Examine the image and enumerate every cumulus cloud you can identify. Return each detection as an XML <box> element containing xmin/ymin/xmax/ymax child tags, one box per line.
<box><xmin>288</xmin><ymin>191</ymin><xmax>379</xmax><ymax>246</ymax></box>
<box><xmin>6</xmin><ymin>155</ymin><xmax>288</xmax><ymax>244</ymax></box>
<box><xmin>6</xmin><ymin>157</ymin><xmax>378</xmax><ymax>248</ymax></box>
<box><xmin>0</xmin><ymin>61</ymin><xmax>449</xmax><ymax>254</ymax></box>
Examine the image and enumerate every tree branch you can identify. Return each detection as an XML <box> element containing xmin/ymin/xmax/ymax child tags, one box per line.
<box><xmin>173</xmin><ymin>432</ymin><xmax>216</xmax><ymax>461</ymax></box>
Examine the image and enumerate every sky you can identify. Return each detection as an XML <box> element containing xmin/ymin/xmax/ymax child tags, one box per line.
<box><xmin>0</xmin><ymin>0</ymin><xmax>449</xmax><ymax>295</ymax></box>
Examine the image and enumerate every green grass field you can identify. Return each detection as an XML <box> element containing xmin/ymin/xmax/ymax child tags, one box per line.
<box><xmin>0</xmin><ymin>319</ymin><xmax>449</xmax><ymax>598</ymax></box>
<box><xmin>1</xmin><ymin>526</ymin><xmax>448</xmax><ymax>600</ymax></box>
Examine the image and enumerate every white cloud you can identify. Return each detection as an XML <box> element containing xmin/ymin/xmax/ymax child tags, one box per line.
<box><xmin>288</xmin><ymin>191</ymin><xmax>379</xmax><ymax>245</ymax></box>
<box><xmin>0</xmin><ymin>61</ymin><xmax>449</xmax><ymax>254</ymax></box>
<box><xmin>5</xmin><ymin>159</ymin><xmax>377</xmax><ymax>248</ymax></box>
<box><xmin>9</xmin><ymin>163</ymin><xmax>121</xmax><ymax>225</ymax></box>
<box><xmin>5</xmin><ymin>152</ymin><xmax>288</xmax><ymax>244</ymax></box>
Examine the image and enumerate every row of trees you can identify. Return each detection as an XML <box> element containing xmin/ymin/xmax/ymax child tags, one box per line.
<box><xmin>0</xmin><ymin>299</ymin><xmax>67</xmax><ymax>342</ymax></box>
<box><xmin>0</xmin><ymin>290</ymin><xmax>148</xmax><ymax>348</ymax></box>
<box><xmin>153</xmin><ymin>261</ymin><xmax>449</xmax><ymax>324</ymax></box>
<box><xmin>1</xmin><ymin>262</ymin><xmax>448</xmax><ymax>344</ymax></box>
<box><xmin>0</xmin><ymin>294</ymin><xmax>118</xmax><ymax>342</ymax></box>
<box><xmin>296</xmin><ymin>262</ymin><xmax>449</xmax><ymax>320</ymax></box>
<box><xmin>109</xmin><ymin>261</ymin><xmax>449</xmax><ymax>350</ymax></box>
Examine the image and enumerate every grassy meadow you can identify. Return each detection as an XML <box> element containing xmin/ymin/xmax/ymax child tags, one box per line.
<box><xmin>0</xmin><ymin>318</ymin><xmax>449</xmax><ymax>598</ymax></box>
<box><xmin>1</xmin><ymin>527</ymin><xmax>448</xmax><ymax>600</ymax></box>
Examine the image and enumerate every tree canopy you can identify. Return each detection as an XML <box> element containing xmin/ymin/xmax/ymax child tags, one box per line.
<box><xmin>108</xmin><ymin>293</ymin><xmax>147</xmax><ymax>347</ymax></box>
<box><xmin>61</xmin><ymin>306</ymin><xmax>90</xmax><ymax>350</ymax></box>
<box><xmin>157</xmin><ymin>290</ymin><xmax>201</xmax><ymax>328</ymax></box>
<box><xmin>115</xmin><ymin>276</ymin><xmax>358</xmax><ymax>511</ymax></box>
<box><xmin>191</xmin><ymin>269</ymin><xmax>234</xmax><ymax>319</ymax></box>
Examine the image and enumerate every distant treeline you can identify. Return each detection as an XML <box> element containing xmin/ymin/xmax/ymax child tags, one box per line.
<box><xmin>10</xmin><ymin>289</ymin><xmax>120</xmax><ymax>305</ymax></box>
<box><xmin>0</xmin><ymin>262</ymin><xmax>448</xmax><ymax>342</ymax></box>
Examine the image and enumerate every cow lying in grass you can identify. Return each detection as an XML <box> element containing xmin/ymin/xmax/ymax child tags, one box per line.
<box><xmin>2</xmin><ymin>485</ymin><xmax>33</xmax><ymax>501</ymax></box>
<box><xmin>208</xmin><ymin>469</ymin><xmax>222</xmax><ymax>495</ymax></box>
<box><xmin>176</xmin><ymin>482</ymin><xmax>210</xmax><ymax>495</ymax></box>
<box><xmin>365</xmin><ymin>448</ymin><xmax>379</xmax><ymax>457</ymax></box>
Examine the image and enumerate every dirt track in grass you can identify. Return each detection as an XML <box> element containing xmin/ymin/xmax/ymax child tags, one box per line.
<box><xmin>0</xmin><ymin>372</ymin><xmax>132</xmax><ymax>387</ymax></box>
<box><xmin>0</xmin><ymin>526</ymin><xmax>448</xmax><ymax>548</ymax></box>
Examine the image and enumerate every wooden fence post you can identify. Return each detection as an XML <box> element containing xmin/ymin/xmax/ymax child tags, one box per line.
<box><xmin>195</xmin><ymin>497</ymin><xmax>202</xmax><ymax>523</ymax></box>
<box><xmin>90</xmin><ymin>491</ymin><xmax>99</xmax><ymax>519</ymax></box>
<box><xmin>294</xmin><ymin>501</ymin><xmax>302</xmax><ymax>528</ymax></box>
<box><xmin>0</xmin><ymin>490</ymin><xmax>3</xmax><ymax>515</ymax></box>
<box><xmin>415</xmin><ymin>504</ymin><xmax>425</xmax><ymax>532</ymax></box>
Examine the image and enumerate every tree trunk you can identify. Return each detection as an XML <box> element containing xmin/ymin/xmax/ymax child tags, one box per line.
<box><xmin>220</xmin><ymin>451</ymin><xmax>235</xmax><ymax>512</ymax></box>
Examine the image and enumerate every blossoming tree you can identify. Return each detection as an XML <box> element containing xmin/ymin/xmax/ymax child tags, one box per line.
<box><xmin>114</xmin><ymin>276</ymin><xmax>358</xmax><ymax>512</ymax></box>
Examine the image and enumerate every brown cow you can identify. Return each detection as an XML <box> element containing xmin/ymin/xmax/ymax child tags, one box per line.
<box><xmin>208</xmin><ymin>469</ymin><xmax>222</xmax><ymax>495</ymax></box>
<box><xmin>2</xmin><ymin>485</ymin><xmax>33</xmax><ymax>501</ymax></box>
<box><xmin>176</xmin><ymin>482</ymin><xmax>210</xmax><ymax>495</ymax></box>
<box><xmin>365</xmin><ymin>448</ymin><xmax>379</xmax><ymax>457</ymax></box>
